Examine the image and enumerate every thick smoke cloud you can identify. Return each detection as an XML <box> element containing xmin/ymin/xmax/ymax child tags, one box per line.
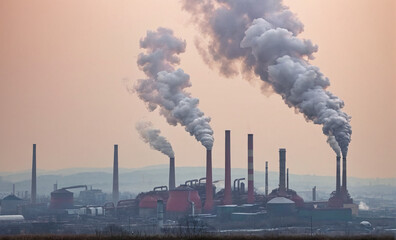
<box><xmin>183</xmin><ymin>0</ymin><xmax>351</xmax><ymax>156</ymax></box>
<box><xmin>134</xmin><ymin>28</ymin><xmax>214</xmax><ymax>149</ymax></box>
<box><xmin>136</xmin><ymin>121</ymin><xmax>174</xmax><ymax>158</ymax></box>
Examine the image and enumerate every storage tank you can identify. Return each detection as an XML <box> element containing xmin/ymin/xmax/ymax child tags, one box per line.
<box><xmin>166</xmin><ymin>185</ymin><xmax>202</xmax><ymax>218</ymax></box>
<box><xmin>138</xmin><ymin>187</ymin><xmax>169</xmax><ymax>218</ymax></box>
<box><xmin>49</xmin><ymin>189</ymin><xmax>73</xmax><ymax>209</ymax></box>
<box><xmin>139</xmin><ymin>194</ymin><xmax>162</xmax><ymax>218</ymax></box>
<box><xmin>267</xmin><ymin>197</ymin><xmax>296</xmax><ymax>217</ymax></box>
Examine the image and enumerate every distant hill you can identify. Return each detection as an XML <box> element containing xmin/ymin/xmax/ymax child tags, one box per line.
<box><xmin>0</xmin><ymin>165</ymin><xmax>395</xmax><ymax>202</ymax></box>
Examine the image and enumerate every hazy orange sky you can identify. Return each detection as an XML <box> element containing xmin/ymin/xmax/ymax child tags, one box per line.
<box><xmin>0</xmin><ymin>0</ymin><xmax>395</xmax><ymax>178</ymax></box>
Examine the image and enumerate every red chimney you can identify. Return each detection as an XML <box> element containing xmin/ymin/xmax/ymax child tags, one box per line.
<box><xmin>203</xmin><ymin>149</ymin><xmax>213</xmax><ymax>212</ymax></box>
<box><xmin>223</xmin><ymin>130</ymin><xmax>232</xmax><ymax>205</ymax></box>
<box><xmin>247</xmin><ymin>134</ymin><xmax>254</xmax><ymax>204</ymax></box>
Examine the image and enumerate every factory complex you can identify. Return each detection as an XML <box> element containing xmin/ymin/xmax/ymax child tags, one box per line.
<box><xmin>1</xmin><ymin>131</ymin><xmax>395</xmax><ymax>236</ymax></box>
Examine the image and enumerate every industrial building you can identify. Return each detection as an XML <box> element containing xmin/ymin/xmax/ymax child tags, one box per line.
<box><xmin>0</xmin><ymin>195</ymin><xmax>25</xmax><ymax>215</ymax></box>
<box><xmin>0</xmin><ymin>138</ymin><xmax>394</xmax><ymax>237</ymax></box>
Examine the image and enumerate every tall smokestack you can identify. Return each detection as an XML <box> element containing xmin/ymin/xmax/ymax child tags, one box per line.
<box><xmin>279</xmin><ymin>148</ymin><xmax>286</xmax><ymax>195</ymax></box>
<box><xmin>312</xmin><ymin>186</ymin><xmax>316</xmax><ymax>201</ymax></box>
<box><xmin>287</xmin><ymin>168</ymin><xmax>289</xmax><ymax>191</ymax></box>
<box><xmin>342</xmin><ymin>156</ymin><xmax>347</xmax><ymax>193</ymax></box>
<box><xmin>13</xmin><ymin>184</ymin><xmax>15</xmax><ymax>195</ymax></box>
<box><xmin>265</xmin><ymin>161</ymin><xmax>268</xmax><ymax>196</ymax></box>
<box><xmin>204</xmin><ymin>149</ymin><xmax>213</xmax><ymax>212</ymax></box>
<box><xmin>112</xmin><ymin>144</ymin><xmax>119</xmax><ymax>205</ymax></box>
<box><xmin>169</xmin><ymin>157</ymin><xmax>175</xmax><ymax>190</ymax></box>
<box><xmin>336</xmin><ymin>156</ymin><xmax>341</xmax><ymax>195</ymax></box>
<box><xmin>247</xmin><ymin>134</ymin><xmax>254</xmax><ymax>204</ymax></box>
<box><xmin>31</xmin><ymin>144</ymin><xmax>36</xmax><ymax>204</ymax></box>
<box><xmin>223</xmin><ymin>130</ymin><xmax>232</xmax><ymax>205</ymax></box>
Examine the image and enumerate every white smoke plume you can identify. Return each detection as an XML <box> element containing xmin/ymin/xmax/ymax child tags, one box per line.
<box><xmin>326</xmin><ymin>135</ymin><xmax>341</xmax><ymax>157</ymax></box>
<box><xmin>182</xmin><ymin>0</ymin><xmax>351</xmax><ymax>156</ymax></box>
<box><xmin>359</xmin><ymin>201</ymin><xmax>369</xmax><ymax>211</ymax></box>
<box><xmin>136</xmin><ymin>121</ymin><xmax>174</xmax><ymax>158</ymax></box>
<box><xmin>134</xmin><ymin>28</ymin><xmax>214</xmax><ymax>149</ymax></box>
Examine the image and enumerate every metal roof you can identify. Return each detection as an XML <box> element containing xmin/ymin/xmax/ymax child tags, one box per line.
<box><xmin>2</xmin><ymin>195</ymin><xmax>22</xmax><ymax>201</ymax></box>
<box><xmin>0</xmin><ymin>215</ymin><xmax>24</xmax><ymax>221</ymax></box>
<box><xmin>267</xmin><ymin>197</ymin><xmax>294</xmax><ymax>204</ymax></box>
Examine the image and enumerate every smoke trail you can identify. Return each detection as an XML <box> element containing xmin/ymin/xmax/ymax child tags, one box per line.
<box><xmin>327</xmin><ymin>135</ymin><xmax>341</xmax><ymax>157</ymax></box>
<box><xmin>182</xmin><ymin>0</ymin><xmax>351</xmax><ymax>156</ymax></box>
<box><xmin>359</xmin><ymin>201</ymin><xmax>369</xmax><ymax>210</ymax></box>
<box><xmin>136</xmin><ymin>121</ymin><xmax>174</xmax><ymax>158</ymax></box>
<box><xmin>134</xmin><ymin>28</ymin><xmax>214</xmax><ymax>149</ymax></box>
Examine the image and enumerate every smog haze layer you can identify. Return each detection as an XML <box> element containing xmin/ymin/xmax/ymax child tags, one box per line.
<box><xmin>0</xmin><ymin>0</ymin><xmax>395</xmax><ymax>178</ymax></box>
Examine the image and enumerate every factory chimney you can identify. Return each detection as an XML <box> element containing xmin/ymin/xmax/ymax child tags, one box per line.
<box><xmin>169</xmin><ymin>157</ymin><xmax>175</xmax><ymax>190</ymax></box>
<box><xmin>247</xmin><ymin>134</ymin><xmax>254</xmax><ymax>204</ymax></box>
<box><xmin>223</xmin><ymin>130</ymin><xmax>232</xmax><ymax>205</ymax></box>
<box><xmin>312</xmin><ymin>186</ymin><xmax>316</xmax><ymax>201</ymax></box>
<box><xmin>279</xmin><ymin>148</ymin><xmax>286</xmax><ymax>196</ymax></box>
<box><xmin>204</xmin><ymin>149</ymin><xmax>213</xmax><ymax>212</ymax></box>
<box><xmin>342</xmin><ymin>156</ymin><xmax>347</xmax><ymax>193</ymax></box>
<box><xmin>287</xmin><ymin>168</ymin><xmax>289</xmax><ymax>191</ymax></box>
<box><xmin>265</xmin><ymin>161</ymin><xmax>268</xmax><ymax>196</ymax></box>
<box><xmin>112</xmin><ymin>144</ymin><xmax>119</xmax><ymax>205</ymax></box>
<box><xmin>336</xmin><ymin>156</ymin><xmax>341</xmax><ymax>195</ymax></box>
<box><xmin>12</xmin><ymin>184</ymin><xmax>15</xmax><ymax>195</ymax></box>
<box><xmin>31</xmin><ymin>144</ymin><xmax>37</xmax><ymax>204</ymax></box>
